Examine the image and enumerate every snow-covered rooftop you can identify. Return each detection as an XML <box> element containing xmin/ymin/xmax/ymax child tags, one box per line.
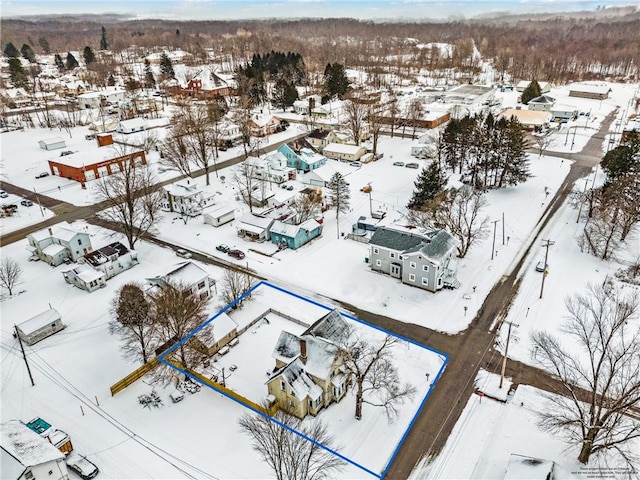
<box><xmin>17</xmin><ymin>308</ymin><xmax>62</xmax><ymax>335</ymax></box>
<box><xmin>0</xmin><ymin>419</ymin><xmax>64</xmax><ymax>467</ymax></box>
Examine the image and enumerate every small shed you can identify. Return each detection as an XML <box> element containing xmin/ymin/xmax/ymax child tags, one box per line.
<box><xmin>38</xmin><ymin>137</ymin><xmax>66</xmax><ymax>151</ymax></box>
<box><xmin>16</xmin><ymin>308</ymin><xmax>64</xmax><ymax>346</ymax></box>
<box><xmin>117</xmin><ymin>118</ymin><xmax>146</xmax><ymax>134</ymax></box>
<box><xmin>203</xmin><ymin>204</ymin><xmax>235</xmax><ymax>227</ymax></box>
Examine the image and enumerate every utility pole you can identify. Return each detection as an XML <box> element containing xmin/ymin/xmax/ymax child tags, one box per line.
<box><xmin>502</xmin><ymin>212</ymin><xmax>505</xmax><ymax>245</ymax></box>
<box><xmin>33</xmin><ymin>188</ymin><xmax>45</xmax><ymax>217</ymax></box>
<box><xmin>576</xmin><ymin>174</ymin><xmax>590</xmax><ymax>224</ymax></box>
<box><xmin>491</xmin><ymin>219</ymin><xmax>498</xmax><ymax>260</ymax></box>
<box><xmin>539</xmin><ymin>239</ymin><xmax>554</xmax><ymax>299</ymax></box>
<box><xmin>499</xmin><ymin>321</ymin><xmax>519</xmax><ymax>389</ymax></box>
<box><xmin>14</xmin><ymin>325</ymin><xmax>35</xmax><ymax>386</ymax></box>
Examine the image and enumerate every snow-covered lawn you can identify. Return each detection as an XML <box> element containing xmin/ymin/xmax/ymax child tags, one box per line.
<box><xmin>162</xmin><ymin>282</ymin><xmax>447</xmax><ymax>477</ymax></box>
<box><xmin>409</xmin><ymin>372</ymin><xmax>639</xmax><ymax>480</ymax></box>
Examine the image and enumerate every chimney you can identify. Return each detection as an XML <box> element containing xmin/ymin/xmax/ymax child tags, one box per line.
<box><xmin>48</xmin><ymin>227</ymin><xmax>54</xmax><ymax>236</ymax></box>
<box><xmin>299</xmin><ymin>338</ymin><xmax>307</xmax><ymax>365</ymax></box>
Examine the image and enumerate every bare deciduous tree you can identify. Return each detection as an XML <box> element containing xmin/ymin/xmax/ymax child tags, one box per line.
<box><xmin>289</xmin><ymin>193</ymin><xmax>321</xmax><ymax>225</ymax></box>
<box><xmin>407</xmin><ymin>187</ymin><xmax>489</xmax><ymax>258</ymax></box>
<box><xmin>531</xmin><ymin>282</ymin><xmax>640</xmax><ymax>468</ymax></box>
<box><xmin>220</xmin><ymin>268</ymin><xmax>256</xmax><ymax>309</ymax></box>
<box><xmin>338</xmin><ymin>330</ymin><xmax>416</xmax><ymax>421</ymax></box>
<box><xmin>109</xmin><ymin>282</ymin><xmax>156</xmax><ymax>364</ymax></box>
<box><xmin>94</xmin><ymin>148</ymin><xmax>164</xmax><ymax>250</ymax></box>
<box><xmin>233</xmin><ymin>159</ymin><xmax>263</xmax><ymax>213</ymax></box>
<box><xmin>534</xmin><ymin>129</ymin><xmax>554</xmax><ymax>157</ymax></box>
<box><xmin>151</xmin><ymin>280</ymin><xmax>211</xmax><ymax>377</ymax></box>
<box><xmin>0</xmin><ymin>257</ymin><xmax>22</xmax><ymax>296</ymax></box>
<box><xmin>238</xmin><ymin>409</ymin><xmax>345</xmax><ymax>480</ymax></box>
<box><xmin>343</xmin><ymin>99</ymin><xmax>367</xmax><ymax>146</ymax></box>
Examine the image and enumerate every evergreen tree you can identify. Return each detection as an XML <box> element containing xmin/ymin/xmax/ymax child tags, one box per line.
<box><xmin>496</xmin><ymin>117</ymin><xmax>530</xmax><ymax>187</ymax></box>
<box><xmin>323</xmin><ymin>63</ymin><xmax>350</xmax><ymax>101</ymax></box>
<box><xmin>100</xmin><ymin>26</ymin><xmax>108</xmax><ymax>50</ymax></box>
<box><xmin>107</xmin><ymin>74</ymin><xmax>116</xmax><ymax>86</ymax></box>
<box><xmin>271</xmin><ymin>76</ymin><xmax>298</xmax><ymax>111</ymax></box>
<box><xmin>54</xmin><ymin>53</ymin><xmax>65</xmax><ymax>70</ymax></box>
<box><xmin>159</xmin><ymin>53</ymin><xmax>174</xmax><ymax>79</ymax></box>
<box><xmin>327</xmin><ymin>172</ymin><xmax>351</xmax><ymax>238</ymax></box>
<box><xmin>83</xmin><ymin>46</ymin><xmax>96</xmax><ymax>65</ymax></box>
<box><xmin>4</xmin><ymin>42</ymin><xmax>20</xmax><ymax>58</ymax></box>
<box><xmin>66</xmin><ymin>52</ymin><xmax>79</xmax><ymax>70</ymax></box>
<box><xmin>7</xmin><ymin>58</ymin><xmax>28</xmax><ymax>88</ymax></box>
<box><xmin>38</xmin><ymin>37</ymin><xmax>50</xmax><ymax>54</ymax></box>
<box><xmin>601</xmin><ymin>132</ymin><xmax>640</xmax><ymax>182</ymax></box>
<box><xmin>408</xmin><ymin>161</ymin><xmax>448</xmax><ymax>209</ymax></box>
<box><xmin>144</xmin><ymin>59</ymin><xmax>156</xmax><ymax>89</ymax></box>
<box><xmin>20</xmin><ymin>44</ymin><xmax>36</xmax><ymax>63</ymax></box>
<box><xmin>521</xmin><ymin>80</ymin><xmax>542</xmax><ymax>104</ymax></box>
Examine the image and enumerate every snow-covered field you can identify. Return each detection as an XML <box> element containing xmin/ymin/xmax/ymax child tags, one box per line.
<box><xmin>2</xmin><ymin>80</ymin><xmax>639</xmax><ymax>479</ymax></box>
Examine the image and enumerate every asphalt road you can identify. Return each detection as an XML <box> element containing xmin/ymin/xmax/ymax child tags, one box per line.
<box><xmin>0</xmin><ymin>114</ymin><xmax>618</xmax><ymax>478</ymax></box>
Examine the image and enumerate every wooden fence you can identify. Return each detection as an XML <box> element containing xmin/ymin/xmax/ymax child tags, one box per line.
<box><xmin>110</xmin><ymin>358</ymin><xmax>159</xmax><ymax>396</ymax></box>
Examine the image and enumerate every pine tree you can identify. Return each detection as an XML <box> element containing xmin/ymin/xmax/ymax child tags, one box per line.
<box><xmin>496</xmin><ymin>117</ymin><xmax>530</xmax><ymax>187</ymax></box>
<box><xmin>83</xmin><ymin>46</ymin><xmax>96</xmax><ymax>65</ymax></box>
<box><xmin>144</xmin><ymin>59</ymin><xmax>155</xmax><ymax>89</ymax></box>
<box><xmin>66</xmin><ymin>52</ymin><xmax>79</xmax><ymax>70</ymax></box>
<box><xmin>7</xmin><ymin>58</ymin><xmax>28</xmax><ymax>88</ymax></box>
<box><xmin>38</xmin><ymin>37</ymin><xmax>50</xmax><ymax>54</ymax></box>
<box><xmin>4</xmin><ymin>42</ymin><xmax>20</xmax><ymax>58</ymax></box>
<box><xmin>20</xmin><ymin>44</ymin><xmax>35</xmax><ymax>63</ymax></box>
<box><xmin>54</xmin><ymin>54</ymin><xmax>65</xmax><ymax>70</ymax></box>
<box><xmin>521</xmin><ymin>80</ymin><xmax>542</xmax><ymax>104</ymax></box>
<box><xmin>100</xmin><ymin>26</ymin><xmax>108</xmax><ymax>50</ymax></box>
<box><xmin>327</xmin><ymin>172</ymin><xmax>351</xmax><ymax>238</ymax></box>
<box><xmin>271</xmin><ymin>76</ymin><xmax>298</xmax><ymax>111</ymax></box>
<box><xmin>323</xmin><ymin>63</ymin><xmax>350</xmax><ymax>101</ymax></box>
<box><xmin>408</xmin><ymin>161</ymin><xmax>448</xmax><ymax>209</ymax></box>
<box><xmin>159</xmin><ymin>53</ymin><xmax>174</xmax><ymax>79</ymax></box>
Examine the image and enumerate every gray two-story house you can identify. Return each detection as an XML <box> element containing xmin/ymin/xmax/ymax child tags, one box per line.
<box><xmin>369</xmin><ymin>226</ymin><xmax>459</xmax><ymax>293</ymax></box>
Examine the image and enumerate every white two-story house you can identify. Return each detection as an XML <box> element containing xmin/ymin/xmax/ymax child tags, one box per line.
<box><xmin>369</xmin><ymin>225</ymin><xmax>459</xmax><ymax>292</ymax></box>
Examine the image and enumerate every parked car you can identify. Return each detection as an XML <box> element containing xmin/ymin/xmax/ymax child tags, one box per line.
<box><xmin>535</xmin><ymin>261</ymin><xmax>548</xmax><ymax>273</ymax></box>
<box><xmin>349</xmin><ymin>161</ymin><xmax>362</xmax><ymax>167</ymax></box>
<box><xmin>20</xmin><ymin>199</ymin><xmax>33</xmax><ymax>207</ymax></box>
<box><xmin>28</xmin><ymin>255</ymin><xmax>40</xmax><ymax>262</ymax></box>
<box><xmin>59</xmin><ymin>150</ymin><xmax>74</xmax><ymax>157</ymax></box>
<box><xmin>175</xmin><ymin>248</ymin><xmax>192</xmax><ymax>259</ymax></box>
<box><xmin>216</xmin><ymin>244</ymin><xmax>230</xmax><ymax>253</ymax></box>
<box><xmin>0</xmin><ymin>190</ymin><xmax>8</xmax><ymax>198</ymax></box>
<box><xmin>227</xmin><ymin>249</ymin><xmax>246</xmax><ymax>260</ymax></box>
<box><xmin>393</xmin><ymin>161</ymin><xmax>405</xmax><ymax>167</ymax></box>
<box><xmin>35</xmin><ymin>172</ymin><xmax>50</xmax><ymax>179</ymax></box>
<box><xmin>405</xmin><ymin>163</ymin><xmax>420</xmax><ymax>169</ymax></box>
<box><xmin>66</xmin><ymin>453</ymin><xmax>99</xmax><ymax>480</ymax></box>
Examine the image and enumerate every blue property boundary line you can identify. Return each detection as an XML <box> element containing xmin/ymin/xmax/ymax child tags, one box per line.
<box><xmin>159</xmin><ymin>281</ymin><xmax>449</xmax><ymax>479</ymax></box>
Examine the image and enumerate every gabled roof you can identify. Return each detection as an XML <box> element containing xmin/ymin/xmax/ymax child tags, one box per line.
<box><xmin>274</xmin><ymin>358</ymin><xmax>323</xmax><ymax>401</ymax></box>
<box><xmin>1</xmin><ymin>420</ymin><xmax>64</xmax><ymax>468</ymax></box>
<box><xmin>417</xmin><ymin>229</ymin><xmax>458</xmax><ymax>264</ymax></box>
<box><xmin>308</xmin><ymin>129</ymin><xmax>330</xmax><ymax>140</ymax></box>
<box><xmin>304</xmin><ymin>309</ymin><xmax>349</xmax><ymax>344</ymax></box>
<box><xmin>29</xmin><ymin>222</ymin><xmax>87</xmax><ymax>243</ymax></box>
<box><xmin>238</xmin><ymin>213</ymin><xmax>275</xmax><ymax>230</ymax></box>
<box><xmin>529</xmin><ymin>95</ymin><xmax>555</xmax><ymax>104</ymax></box>
<box><xmin>148</xmin><ymin>261</ymin><xmax>209</xmax><ymax>287</ymax></box>
<box><xmin>18</xmin><ymin>308</ymin><xmax>62</xmax><ymax>336</ymax></box>
<box><xmin>270</xmin><ymin>219</ymin><xmax>321</xmax><ymax>238</ymax></box>
<box><xmin>369</xmin><ymin>226</ymin><xmax>427</xmax><ymax>251</ymax></box>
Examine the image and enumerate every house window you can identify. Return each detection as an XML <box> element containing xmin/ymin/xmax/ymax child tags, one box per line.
<box><xmin>422</xmin><ymin>265</ymin><xmax>430</xmax><ymax>272</ymax></box>
<box><xmin>375</xmin><ymin>259</ymin><xmax>381</xmax><ymax>267</ymax></box>
<box><xmin>280</xmin><ymin>381</ymin><xmax>286</xmax><ymax>392</ymax></box>
<box><xmin>409</xmin><ymin>273</ymin><xmax>416</xmax><ymax>282</ymax></box>
<box><xmin>289</xmin><ymin>399</ymin><xmax>295</xmax><ymax>408</ymax></box>
<box><xmin>422</xmin><ymin>278</ymin><xmax>429</xmax><ymax>286</ymax></box>
<box><xmin>390</xmin><ymin>252</ymin><xmax>395</xmax><ymax>259</ymax></box>
<box><xmin>77</xmin><ymin>239</ymin><xmax>82</xmax><ymax>245</ymax></box>
<box><xmin>25</xmin><ymin>472</ymin><xmax>34</xmax><ymax>480</ymax></box>
<box><xmin>373</xmin><ymin>247</ymin><xmax>379</xmax><ymax>254</ymax></box>
<box><xmin>197</xmin><ymin>280</ymin><xmax>206</xmax><ymax>289</ymax></box>
<box><xmin>410</xmin><ymin>261</ymin><xmax>416</xmax><ymax>269</ymax></box>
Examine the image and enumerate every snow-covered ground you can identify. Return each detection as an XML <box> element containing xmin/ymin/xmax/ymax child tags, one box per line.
<box><xmin>2</xmin><ymin>79</ymin><xmax>638</xmax><ymax>479</ymax></box>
